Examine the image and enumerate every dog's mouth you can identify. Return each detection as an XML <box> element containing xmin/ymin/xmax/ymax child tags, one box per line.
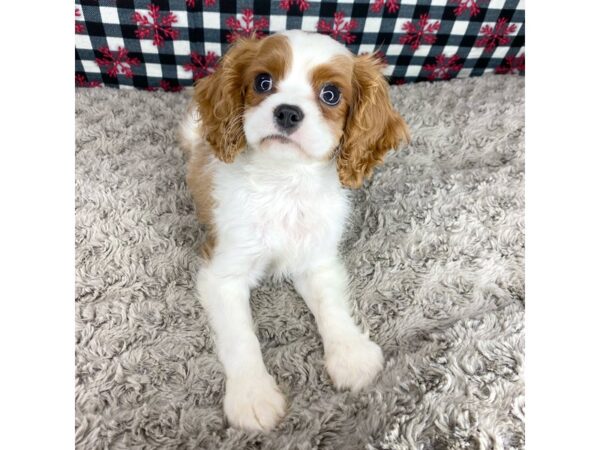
<box><xmin>261</xmin><ymin>134</ymin><xmax>295</xmax><ymax>145</ymax></box>
<box><xmin>260</xmin><ymin>134</ymin><xmax>311</xmax><ymax>158</ymax></box>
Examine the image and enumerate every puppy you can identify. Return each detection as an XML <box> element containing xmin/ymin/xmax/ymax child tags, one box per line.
<box><xmin>179</xmin><ymin>30</ymin><xmax>409</xmax><ymax>431</ymax></box>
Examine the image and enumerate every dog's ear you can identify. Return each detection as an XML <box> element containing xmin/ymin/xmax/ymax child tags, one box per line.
<box><xmin>336</xmin><ymin>53</ymin><xmax>410</xmax><ymax>188</ymax></box>
<box><xmin>194</xmin><ymin>37</ymin><xmax>261</xmax><ymax>163</ymax></box>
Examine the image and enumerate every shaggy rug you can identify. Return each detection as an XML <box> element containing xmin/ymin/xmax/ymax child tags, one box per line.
<box><xmin>75</xmin><ymin>74</ymin><xmax>524</xmax><ymax>450</ymax></box>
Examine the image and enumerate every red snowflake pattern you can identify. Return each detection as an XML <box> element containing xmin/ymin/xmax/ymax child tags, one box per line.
<box><xmin>146</xmin><ymin>81</ymin><xmax>183</xmax><ymax>92</ymax></box>
<box><xmin>75</xmin><ymin>8</ymin><xmax>85</xmax><ymax>34</ymax></box>
<box><xmin>371</xmin><ymin>0</ymin><xmax>400</xmax><ymax>14</ymax></box>
<box><xmin>75</xmin><ymin>74</ymin><xmax>102</xmax><ymax>88</ymax></box>
<box><xmin>394</xmin><ymin>79</ymin><xmax>406</xmax><ymax>85</ymax></box>
<box><xmin>280</xmin><ymin>0</ymin><xmax>310</xmax><ymax>12</ymax></box>
<box><xmin>160</xmin><ymin>80</ymin><xmax>184</xmax><ymax>92</ymax></box>
<box><xmin>449</xmin><ymin>0</ymin><xmax>488</xmax><ymax>17</ymax></box>
<box><xmin>476</xmin><ymin>18</ymin><xmax>517</xmax><ymax>52</ymax></box>
<box><xmin>183</xmin><ymin>51</ymin><xmax>219</xmax><ymax>80</ymax></box>
<box><xmin>226</xmin><ymin>9</ymin><xmax>269</xmax><ymax>43</ymax></box>
<box><xmin>317</xmin><ymin>12</ymin><xmax>358</xmax><ymax>44</ymax></box>
<box><xmin>495</xmin><ymin>54</ymin><xmax>525</xmax><ymax>75</ymax></box>
<box><xmin>186</xmin><ymin>0</ymin><xmax>216</xmax><ymax>7</ymax></box>
<box><xmin>132</xmin><ymin>4</ymin><xmax>179</xmax><ymax>47</ymax></box>
<box><xmin>399</xmin><ymin>14</ymin><xmax>440</xmax><ymax>51</ymax></box>
<box><xmin>95</xmin><ymin>47</ymin><xmax>140</xmax><ymax>79</ymax></box>
<box><xmin>423</xmin><ymin>54</ymin><xmax>463</xmax><ymax>81</ymax></box>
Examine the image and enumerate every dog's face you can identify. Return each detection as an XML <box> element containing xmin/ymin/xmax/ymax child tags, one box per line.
<box><xmin>194</xmin><ymin>30</ymin><xmax>409</xmax><ymax>188</ymax></box>
<box><xmin>242</xmin><ymin>32</ymin><xmax>351</xmax><ymax>162</ymax></box>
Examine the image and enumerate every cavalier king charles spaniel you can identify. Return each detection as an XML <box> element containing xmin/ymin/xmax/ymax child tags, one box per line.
<box><xmin>179</xmin><ymin>30</ymin><xmax>409</xmax><ymax>431</ymax></box>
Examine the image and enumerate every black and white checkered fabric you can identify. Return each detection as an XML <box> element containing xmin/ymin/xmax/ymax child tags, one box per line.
<box><xmin>75</xmin><ymin>0</ymin><xmax>525</xmax><ymax>90</ymax></box>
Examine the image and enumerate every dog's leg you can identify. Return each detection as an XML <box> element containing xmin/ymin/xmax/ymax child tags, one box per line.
<box><xmin>197</xmin><ymin>258</ymin><xmax>286</xmax><ymax>431</ymax></box>
<box><xmin>293</xmin><ymin>257</ymin><xmax>384</xmax><ymax>392</ymax></box>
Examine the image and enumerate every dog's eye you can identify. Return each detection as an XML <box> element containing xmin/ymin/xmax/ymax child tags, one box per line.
<box><xmin>254</xmin><ymin>73</ymin><xmax>273</xmax><ymax>93</ymax></box>
<box><xmin>319</xmin><ymin>84</ymin><xmax>341</xmax><ymax>106</ymax></box>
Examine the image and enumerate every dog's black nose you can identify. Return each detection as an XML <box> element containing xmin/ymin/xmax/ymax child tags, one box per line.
<box><xmin>274</xmin><ymin>104</ymin><xmax>304</xmax><ymax>133</ymax></box>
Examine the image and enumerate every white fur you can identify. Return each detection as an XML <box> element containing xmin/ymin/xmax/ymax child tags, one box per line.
<box><xmin>182</xmin><ymin>31</ymin><xmax>384</xmax><ymax>432</ymax></box>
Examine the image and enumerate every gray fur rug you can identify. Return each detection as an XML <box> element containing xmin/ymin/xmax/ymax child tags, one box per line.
<box><xmin>75</xmin><ymin>74</ymin><xmax>524</xmax><ymax>450</ymax></box>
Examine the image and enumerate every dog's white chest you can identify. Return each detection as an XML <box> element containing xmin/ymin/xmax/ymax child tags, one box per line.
<box><xmin>212</xmin><ymin>154</ymin><xmax>349</xmax><ymax>271</ymax></box>
<box><xmin>252</xmin><ymin>177</ymin><xmax>326</xmax><ymax>246</ymax></box>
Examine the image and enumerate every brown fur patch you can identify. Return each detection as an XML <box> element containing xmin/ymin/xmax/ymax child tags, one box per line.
<box><xmin>243</xmin><ymin>34</ymin><xmax>292</xmax><ymax>108</ymax></box>
<box><xmin>184</xmin><ymin>134</ymin><xmax>218</xmax><ymax>259</ymax></box>
<box><xmin>179</xmin><ymin>121</ymin><xmax>216</xmax><ymax>259</ymax></box>
<box><xmin>309</xmin><ymin>55</ymin><xmax>354</xmax><ymax>144</ymax></box>
<box><xmin>193</xmin><ymin>37</ymin><xmax>259</xmax><ymax>163</ymax></box>
<box><xmin>337</xmin><ymin>53</ymin><xmax>410</xmax><ymax>188</ymax></box>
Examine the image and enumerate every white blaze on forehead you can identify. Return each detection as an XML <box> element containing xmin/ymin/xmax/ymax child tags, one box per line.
<box><xmin>281</xmin><ymin>30</ymin><xmax>353</xmax><ymax>66</ymax></box>
<box><xmin>279</xmin><ymin>30</ymin><xmax>353</xmax><ymax>92</ymax></box>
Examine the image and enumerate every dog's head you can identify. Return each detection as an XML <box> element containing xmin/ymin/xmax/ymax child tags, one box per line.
<box><xmin>194</xmin><ymin>30</ymin><xmax>409</xmax><ymax>188</ymax></box>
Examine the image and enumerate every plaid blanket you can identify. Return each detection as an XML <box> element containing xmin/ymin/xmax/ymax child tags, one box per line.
<box><xmin>75</xmin><ymin>0</ymin><xmax>524</xmax><ymax>90</ymax></box>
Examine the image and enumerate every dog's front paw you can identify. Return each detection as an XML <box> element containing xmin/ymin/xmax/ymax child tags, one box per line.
<box><xmin>224</xmin><ymin>372</ymin><xmax>286</xmax><ymax>432</ymax></box>
<box><xmin>325</xmin><ymin>334</ymin><xmax>384</xmax><ymax>392</ymax></box>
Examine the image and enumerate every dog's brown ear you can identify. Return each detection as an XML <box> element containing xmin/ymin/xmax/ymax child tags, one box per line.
<box><xmin>194</xmin><ymin>37</ymin><xmax>261</xmax><ymax>163</ymax></box>
<box><xmin>337</xmin><ymin>53</ymin><xmax>410</xmax><ymax>188</ymax></box>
